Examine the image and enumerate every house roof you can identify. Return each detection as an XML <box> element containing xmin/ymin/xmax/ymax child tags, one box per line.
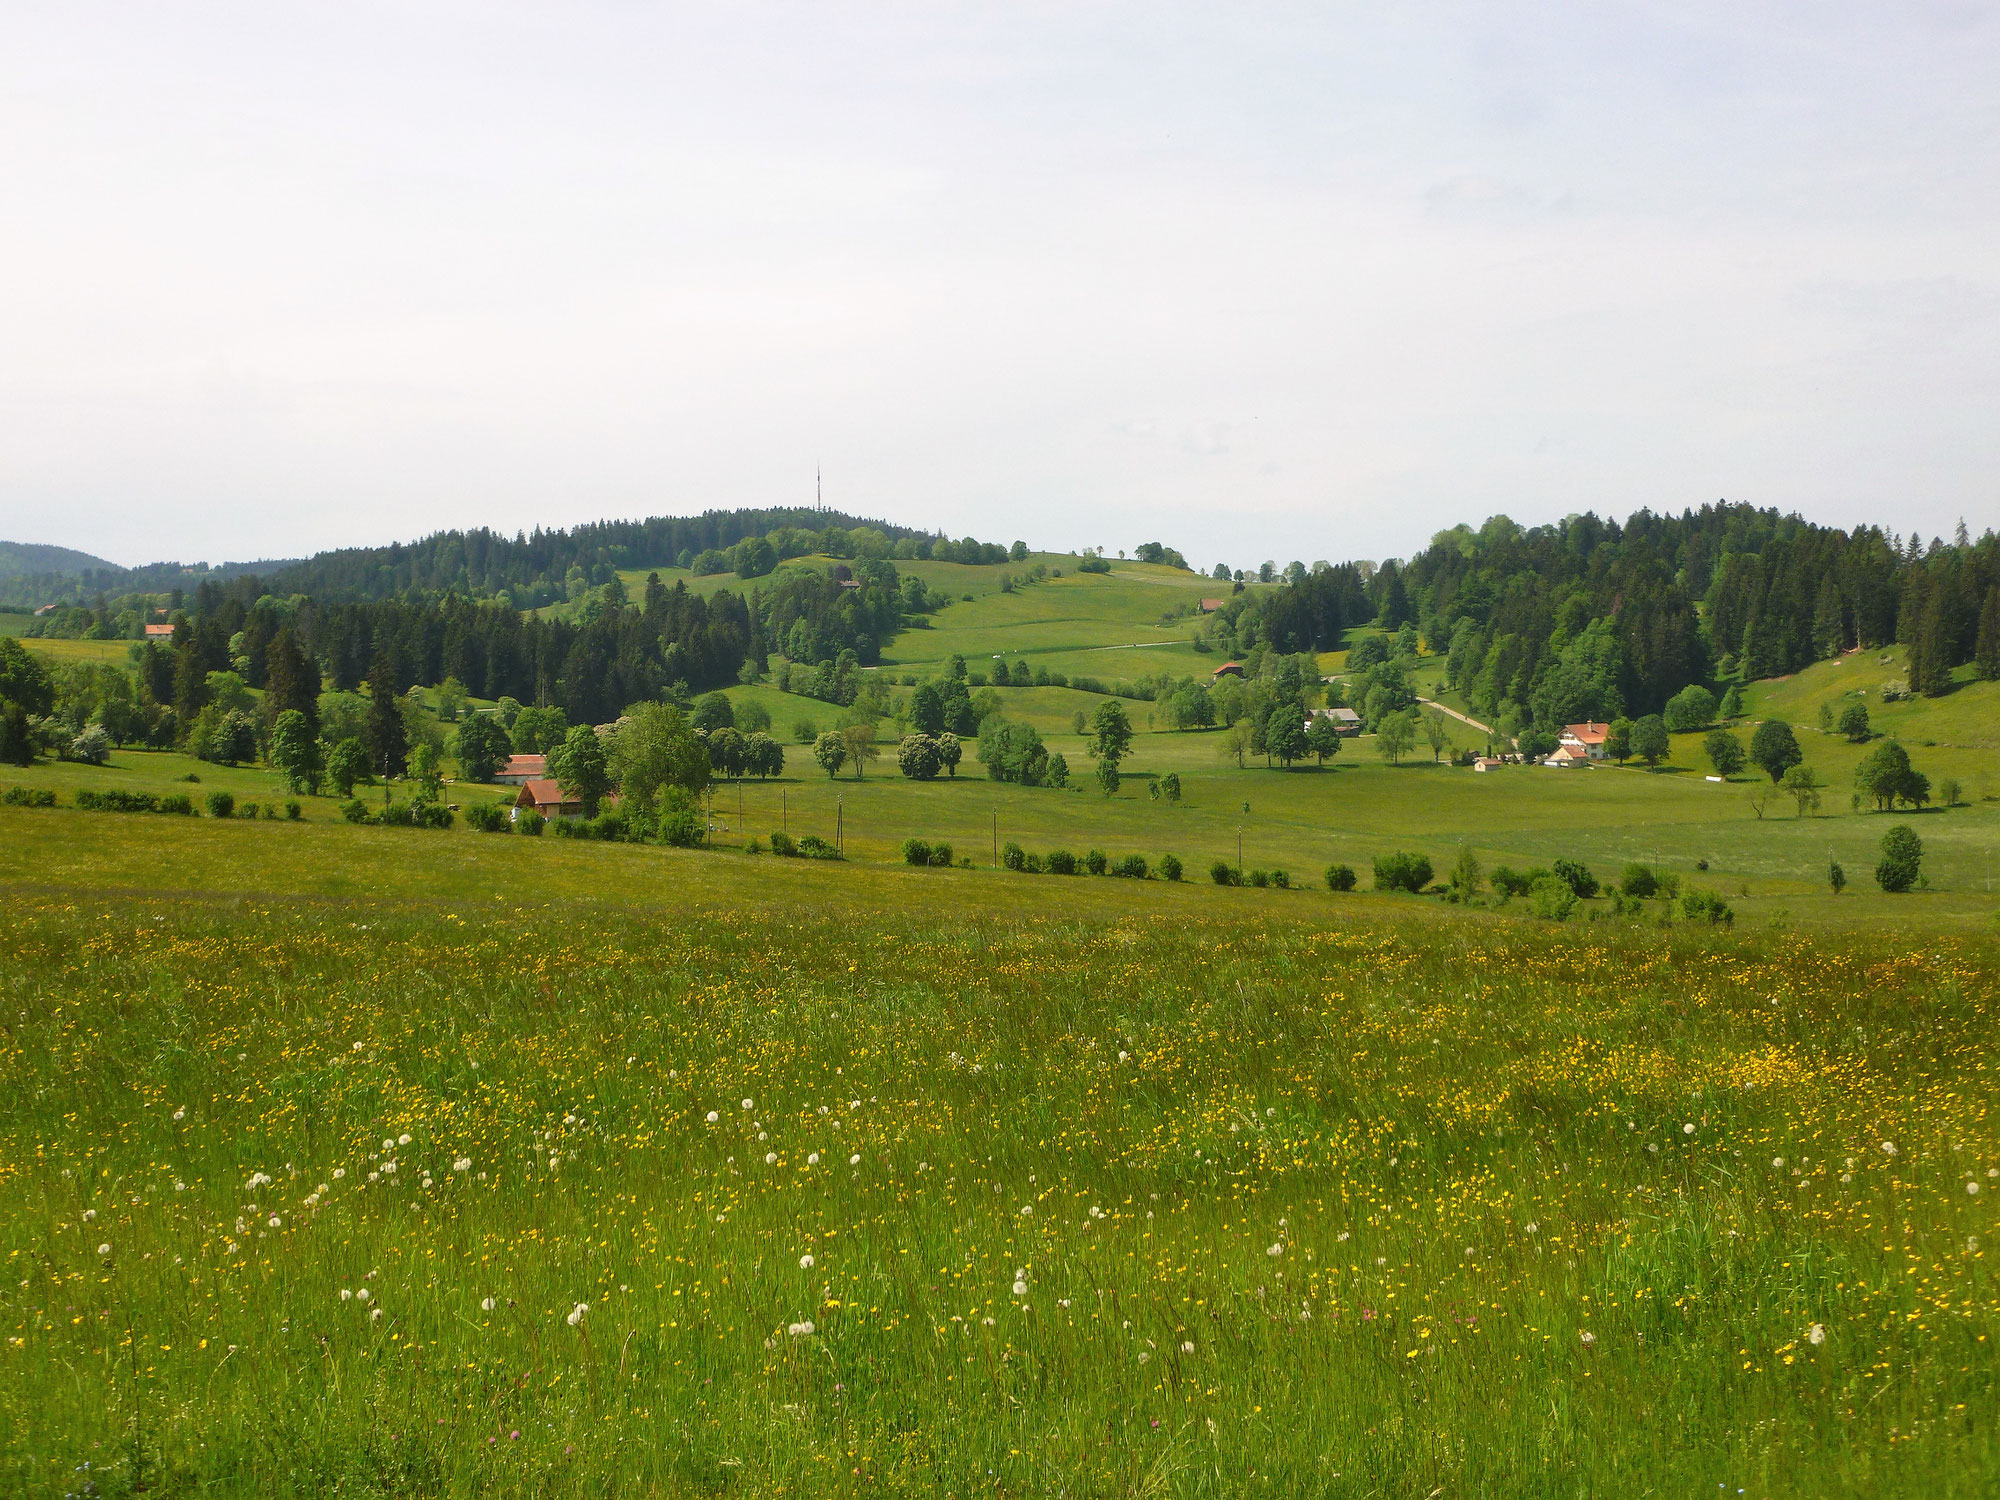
<box><xmin>1562</xmin><ymin>721</ymin><xmax>1610</xmax><ymax>744</ymax></box>
<box><xmin>501</xmin><ymin>753</ymin><xmax>546</xmax><ymax>776</ymax></box>
<box><xmin>143</xmin><ymin>623</ymin><xmax>175</xmax><ymax>638</ymax></box>
<box><xmin>1213</xmin><ymin>662</ymin><xmax>1243</xmax><ymax>677</ymax></box>
<box><xmin>1328</xmin><ymin>707</ymin><xmax>1361</xmax><ymax>722</ymax></box>
<box><xmin>1199</xmin><ymin>597</ymin><xmax>1225</xmax><ymax>611</ymax></box>
<box><xmin>515</xmin><ymin>778</ymin><xmax>576</xmax><ymax>807</ymax></box>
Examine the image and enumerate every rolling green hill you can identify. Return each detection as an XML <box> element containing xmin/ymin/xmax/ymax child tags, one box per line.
<box><xmin>0</xmin><ymin>540</ymin><xmax>118</xmax><ymax>579</ymax></box>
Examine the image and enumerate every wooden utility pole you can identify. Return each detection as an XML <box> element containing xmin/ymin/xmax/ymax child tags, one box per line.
<box><xmin>992</xmin><ymin>812</ymin><xmax>997</xmax><ymax>868</ymax></box>
<box><xmin>1236</xmin><ymin>826</ymin><xmax>1243</xmax><ymax>878</ymax></box>
<box><xmin>781</xmin><ymin>790</ymin><xmax>787</xmax><ymax>836</ymax></box>
<box><xmin>835</xmin><ymin>797</ymin><xmax>843</xmax><ymax>856</ymax></box>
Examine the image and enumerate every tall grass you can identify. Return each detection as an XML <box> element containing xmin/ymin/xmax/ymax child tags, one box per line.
<box><xmin>1</xmin><ymin>821</ymin><xmax>1996</xmax><ymax>1495</ymax></box>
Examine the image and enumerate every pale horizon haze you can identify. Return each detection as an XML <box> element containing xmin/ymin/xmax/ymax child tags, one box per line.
<box><xmin>2</xmin><ymin>3</ymin><xmax>1997</xmax><ymax>571</ymax></box>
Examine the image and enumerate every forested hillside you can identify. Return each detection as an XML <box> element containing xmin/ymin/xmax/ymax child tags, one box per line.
<box><xmin>1204</xmin><ymin>503</ymin><xmax>2000</xmax><ymax>737</ymax></box>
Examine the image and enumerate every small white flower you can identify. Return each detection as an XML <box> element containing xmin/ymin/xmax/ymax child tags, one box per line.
<box><xmin>1968</xmin><ymin>1181</ymin><xmax>1982</xmax><ymax>1196</ymax></box>
<box><xmin>1118</xmin><ymin>1050</ymin><xmax>1129</xmax><ymax>1063</ymax></box>
<box><xmin>849</xmin><ymin>1154</ymin><xmax>861</xmax><ymax>1166</ymax></box>
<box><xmin>98</xmin><ymin>1243</ymin><xmax>112</xmax><ymax>1257</ymax></box>
<box><xmin>765</xmin><ymin>1152</ymin><xmax>777</xmax><ymax>1165</ymax></box>
<box><xmin>1682</xmin><ymin>1124</ymin><xmax>1696</xmax><ymax>1136</ymax></box>
<box><xmin>172</xmin><ymin>1108</ymin><xmax>185</xmax><ymax>1121</ymax></box>
<box><xmin>807</xmin><ymin>1152</ymin><xmax>820</xmax><ymax>1165</ymax></box>
<box><xmin>398</xmin><ymin>1133</ymin><xmax>412</xmax><ymax>1146</ymax></box>
<box><xmin>982</xmin><ymin>1316</ymin><xmax>995</xmax><ymax>1326</ymax></box>
<box><xmin>1020</xmin><ymin>1205</ymin><xmax>1033</xmax><ymax>1216</ymax></box>
<box><xmin>352</xmin><ymin>1042</ymin><xmax>364</xmax><ymax>1052</ymax></box>
<box><xmin>332</xmin><ymin>1167</ymin><xmax>345</xmax><ymax>1179</ymax></box>
<box><xmin>1137</xmin><ymin>1350</ymin><xmax>1150</xmax><ymax>1363</ymax></box>
<box><xmin>1771</xmin><ymin>1157</ymin><xmax>1785</xmax><ymax>1169</ymax></box>
<box><xmin>799</xmin><ymin>1254</ymin><xmax>815</xmax><ymax>1269</ymax></box>
<box><xmin>341</xmin><ymin>1289</ymin><xmax>353</xmax><ymax>1301</ymax></box>
<box><xmin>1181</xmin><ymin>1340</ymin><xmax>1195</xmax><ymax>1353</ymax></box>
<box><xmin>356</xmin><ymin>1288</ymin><xmax>371</xmax><ymax>1303</ymax></box>
<box><xmin>481</xmin><ymin>1296</ymin><xmax>496</xmax><ymax>1311</ymax></box>
<box><xmin>382</xmin><ymin>1138</ymin><xmax>394</xmax><ymax>1150</ymax></box>
<box><xmin>247</xmin><ymin>1171</ymin><xmax>272</xmax><ymax>1189</ymax></box>
<box><xmin>370</xmin><ymin>1307</ymin><xmax>382</xmax><ymax>1321</ymax></box>
<box><xmin>741</xmin><ymin>1098</ymin><xmax>754</xmax><ymax>1110</ymax></box>
<box><xmin>1881</xmin><ymin>1140</ymin><xmax>1897</xmax><ymax>1156</ymax></box>
<box><xmin>1579</xmin><ymin>1330</ymin><xmax>1596</xmax><ymax>1347</ymax></box>
<box><xmin>1524</xmin><ymin>1222</ymin><xmax>1538</xmax><ymax>1234</ymax></box>
<box><xmin>1058</xmin><ymin>1298</ymin><xmax>1071</xmax><ymax>1308</ymax></box>
<box><xmin>1267</xmin><ymin>1243</ymin><xmax>1283</xmax><ymax>1258</ymax></box>
<box><xmin>453</xmin><ymin>1157</ymin><xmax>471</xmax><ymax>1172</ymax></box>
<box><xmin>705</xmin><ymin>1111</ymin><xmax>719</xmax><ymax>1123</ymax></box>
<box><xmin>566</xmin><ymin>1302</ymin><xmax>588</xmax><ymax>1326</ymax></box>
<box><xmin>788</xmin><ymin>1320</ymin><xmax>815</xmax><ymax>1337</ymax></box>
<box><xmin>1012</xmin><ymin>1280</ymin><xmax>1028</xmax><ymax>1296</ymax></box>
<box><xmin>82</xmin><ymin>1209</ymin><xmax>96</xmax><ymax>1221</ymax></box>
<box><xmin>1807</xmin><ymin>1323</ymin><xmax>1826</xmax><ymax>1346</ymax></box>
<box><xmin>267</xmin><ymin>1215</ymin><xmax>281</xmax><ymax>1229</ymax></box>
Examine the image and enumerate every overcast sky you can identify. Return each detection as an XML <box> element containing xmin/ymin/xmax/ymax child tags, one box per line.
<box><xmin>2</xmin><ymin>3</ymin><xmax>1997</xmax><ymax>571</ymax></box>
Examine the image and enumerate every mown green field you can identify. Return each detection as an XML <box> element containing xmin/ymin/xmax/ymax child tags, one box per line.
<box><xmin>1</xmin><ymin>806</ymin><xmax>1995</xmax><ymax>1497</ymax></box>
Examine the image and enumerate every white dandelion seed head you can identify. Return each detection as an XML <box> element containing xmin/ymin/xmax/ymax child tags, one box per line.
<box><xmin>98</xmin><ymin>1243</ymin><xmax>112</xmax><ymax>1257</ymax></box>
<box><xmin>356</xmin><ymin>1288</ymin><xmax>370</xmax><ymax>1302</ymax></box>
<box><xmin>807</xmin><ymin>1152</ymin><xmax>820</xmax><ymax>1166</ymax></box>
<box><xmin>799</xmin><ymin>1254</ymin><xmax>815</xmax><ymax>1269</ymax></box>
<box><xmin>1020</xmin><ymin>1205</ymin><xmax>1033</xmax><ymax>1216</ymax></box>
<box><xmin>1012</xmin><ymin>1280</ymin><xmax>1028</xmax><ymax>1296</ymax></box>
<box><xmin>352</xmin><ymin>1042</ymin><xmax>364</xmax><ymax>1052</ymax></box>
<box><xmin>1683</xmin><ymin>1124</ymin><xmax>1696</xmax><ymax>1135</ymax></box>
<box><xmin>1772</xmin><ymin>1157</ymin><xmax>1785</xmax><ymax>1169</ymax></box>
<box><xmin>1579</xmin><ymin>1330</ymin><xmax>1596</xmax><ymax>1347</ymax></box>
<box><xmin>82</xmin><ymin>1209</ymin><xmax>97</xmax><ymax>1221</ymax></box>
<box><xmin>332</xmin><ymin>1167</ymin><xmax>345</xmax><ymax>1179</ymax></box>
<box><xmin>705</xmin><ymin>1111</ymin><xmax>719</xmax><ymax>1124</ymax></box>
<box><xmin>765</xmin><ymin>1152</ymin><xmax>777</xmax><ymax>1165</ymax></box>
<box><xmin>172</xmin><ymin>1108</ymin><xmax>185</xmax><ymax>1121</ymax></box>
<box><xmin>382</xmin><ymin>1138</ymin><xmax>394</xmax><ymax>1150</ymax></box>
<box><xmin>741</xmin><ymin>1098</ymin><xmax>754</xmax><ymax>1110</ymax></box>
<box><xmin>340</xmin><ymin>1289</ymin><xmax>353</xmax><ymax>1301</ymax></box>
<box><xmin>481</xmin><ymin>1297</ymin><xmax>496</xmax><ymax>1311</ymax></box>
<box><xmin>1137</xmin><ymin>1350</ymin><xmax>1150</xmax><ymax>1363</ymax></box>
<box><xmin>1968</xmin><ymin>1181</ymin><xmax>1982</xmax><ymax>1196</ymax></box>
<box><xmin>453</xmin><ymin>1157</ymin><xmax>471</xmax><ymax>1172</ymax></box>
<box><xmin>1807</xmin><ymin>1323</ymin><xmax>1826</xmax><ymax>1345</ymax></box>
<box><xmin>1267</xmin><ymin>1243</ymin><xmax>1283</xmax><ymax>1258</ymax></box>
<box><xmin>1181</xmin><ymin>1340</ymin><xmax>1195</xmax><ymax>1353</ymax></box>
<box><xmin>397</xmin><ymin>1133</ymin><xmax>412</xmax><ymax>1146</ymax></box>
<box><xmin>267</xmin><ymin>1215</ymin><xmax>281</xmax><ymax>1228</ymax></box>
<box><xmin>1881</xmin><ymin>1141</ymin><xmax>1898</xmax><ymax>1156</ymax></box>
<box><xmin>370</xmin><ymin>1307</ymin><xmax>382</xmax><ymax>1321</ymax></box>
<box><xmin>849</xmin><ymin>1154</ymin><xmax>860</xmax><ymax>1166</ymax></box>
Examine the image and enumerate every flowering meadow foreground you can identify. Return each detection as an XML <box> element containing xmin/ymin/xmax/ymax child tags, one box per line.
<box><xmin>1</xmin><ymin>820</ymin><xmax>1996</xmax><ymax>1496</ymax></box>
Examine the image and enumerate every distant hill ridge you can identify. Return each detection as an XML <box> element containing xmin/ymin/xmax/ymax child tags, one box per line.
<box><xmin>0</xmin><ymin>541</ymin><xmax>121</xmax><ymax>580</ymax></box>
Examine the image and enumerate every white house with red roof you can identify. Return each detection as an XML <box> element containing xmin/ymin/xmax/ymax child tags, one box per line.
<box><xmin>494</xmin><ymin>753</ymin><xmax>547</xmax><ymax>785</ymax></box>
<box><xmin>1559</xmin><ymin>722</ymin><xmax>1612</xmax><ymax>761</ymax></box>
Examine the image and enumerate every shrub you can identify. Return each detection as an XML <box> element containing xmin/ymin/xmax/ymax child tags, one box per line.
<box><xmin>378</xmin><ymin>800</ymin><xmax>416</xmax><ymax>827</ymax></box>
<box><xmin>929</xmin><ymin>842</ymin><xmax>954</xmax><ymax>867</ymax></box>
<box><xmin>1680</xmin><ymin>887</ymin><xmax>1735</xmax><ymax>924</ymax></box>
<box><xmin>1247</xmin><ymin>869</ymin><xmax>1269</xmax><ymax>888</ymax></box>
<box><xmin>902</xmin><ymin>838</ymin><xmax>934</xmax><ymax>867</ymax></box>
<box><xmin>1210</xmin><ymin>860</ymin><xmax>1239</xmax><ymax>886</ymax></box>
<box><xmin>1269</xmin><ymin>869</ymin><xmax>1290</xmax><ymax>889</ymax></box>
<box><xmin>1528</xmin><ymin>875</ymin><xmax>1576</xmax><ymax>921</ymax></box>
<box><xmin>515</xmin><ymin>811</ymin><xmax>544</xmax><ymax>837</ymax></box>
<box><xmin>1657</xmin><ymin>872</ymin><xmax>1681</xmax><ymax>899</ymax></box>
<box><xmin>1875</xmin><ymin>825</ymin><xmax>1922</xmax><ymax>893</ymax></box>
<box><xmin>1372</xmin><ymin>851</ymin><xmax>1433</xmax><ymax>893</ymax></box>
<box><xmin>768</xmin><ymin>831</ymin><xmax>797</xmax><ymax>858</ymax></box>
<box><xmin>465</xmin><ymin>803</ymin><xmax>508</xmax><ymax>833</ymax></box>
<box><xmin>1490</xmin><ymin>865</ymin><xmax>1546</xmax><ymax>897</ymax></box>
<box><xmin>1158</xmin><ymin>853</ymin><xmax>1183</xmax><ymax>882</ymax></box>
<box><xmin>205</xmin><ymin>791</ymin><xmax>235</xmax><ymax>820</ymax></box>
<box><xmin>1001</xmin><ymin>840</ymin><xmax>1027</xmax><ymax>872</ymax></box>
<box><xmin>658</xmin><ymin>788</ymin><xmax>702</xmax><ymax>848</ymax></box>
<box><xmin>1325</xmin><ymin>862</ymin><xmax>1356</xmax><ymax>892</ymax></box>
<box><xmin>1112</xmin><ymin>853</ymin><xmax>1149</xmax><ymax>880</ymax></box>
<box><xmin>588</xmin><ymin>809</ymin><xmax>625</xmax><ymax>841</ymax></box>
<box><xmin>342</xmin><ymin>799</ymin><xmax>375</xmax><ymax>824</ymax></box>
<box><xmin>1619</xmin><ymin>863</ymin><xmax>1658</xmax><ymax>899</ymax></box>
<box><xmin>1084</xmin><ymin>849</ymin><xmax>1108</xmax><ymax>876</ymax></box>
<box><xmin>1023</xmin><ymin>852</ymin><xmax>1045</xmax><ymax>874</ymax></box>
<box><xmin>69</xmin><ymin>726</ymin><xmax>111</xmax><ymax>766</ymax></box>
<box><xmin>1550</xmin><ymin>858</ymin><xmax>1599</xmax><ymax>899</ymax></box>
<box><xmin>795</xmin><ymin>834</ymin><xmax>841</xmax><ymax>860</ymax></box>
<box><xmin>1045</xmin><ymin>849</ymin><xmax>1077</xmax><ymax>875</ymax></box>
<box><xmin>239</xmin><ymin>802</ymin><xmax>260</xmax><ymax>820</ymax></box>
<box><xmin>156</xmin><ymin>794</ymin><xmax>195</xmax><ymax>816</ymax></box>
<box><xmin>2</xmin><ymin>785</ymin><xmax>56</xmax><ymax>808</ymax></box>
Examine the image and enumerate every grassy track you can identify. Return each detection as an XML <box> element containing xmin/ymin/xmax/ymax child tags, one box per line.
<box><xmin>1</xmin><ymin>808</ymin><xmax>1995</xmax><ymax>1496</ymax></box>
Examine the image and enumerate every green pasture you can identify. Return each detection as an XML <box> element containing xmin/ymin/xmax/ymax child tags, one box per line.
<box><xmin>1743</xmin><ymin>647</ymin><xmax>2000</xmax><ymax>749</ymax></box>
<box><xmin>2</xmin><ymin>807</ymin><xmax>1997</xmax><ymax>1496</ymax></box>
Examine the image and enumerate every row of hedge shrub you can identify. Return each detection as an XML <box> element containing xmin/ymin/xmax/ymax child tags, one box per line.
<box><xmin>1001</xmin><ymin>842</ymin><xmax>1182</xmax><ymax>881</ymax></box>
<box><xmin>900</xmin><ymin>838</ymin><xmax>957</xmax><ymax>867</ymax></box>
<box><xmin>1213</xmin><ymin>863</ymin><xmax>1290</xmax><ymax>888</ymax></box>
<box><xmin>73</xmin><ymin>788</ymin><xmax>196</xmax><ymax>816</ymax></box>
<box><xmin>769</xmin><ymin>831</ymin><xmax>841</xmax><ymax>860</ymax></box>
<box><xmin>342</xmin><ymin>798</ymin><xmax>454</xmax><ymax>829</ymax></box>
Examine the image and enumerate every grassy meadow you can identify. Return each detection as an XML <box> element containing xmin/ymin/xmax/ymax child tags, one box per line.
<box><xmin>2</xmin><ymin>805</ymin><xmax>1997</xmax><ymax>1496</ymax></box>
